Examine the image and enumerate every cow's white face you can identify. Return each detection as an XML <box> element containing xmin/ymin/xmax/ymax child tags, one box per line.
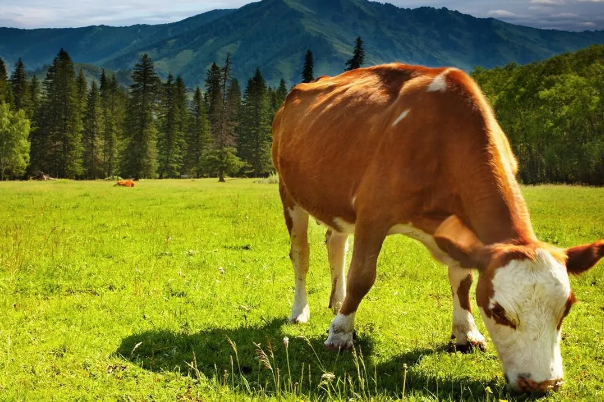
<box><xmin>477</xmin><ymin>249</ymin><xmax>573</xmax><ymax>393</ymax></box>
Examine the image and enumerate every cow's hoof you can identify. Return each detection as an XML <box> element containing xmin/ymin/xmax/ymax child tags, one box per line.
<box><xmin>448</xmin><ymin>338</ymin><xmax>487</xmax><ymax>353</ymax></box>
<box><xmin>289</xmin><ymin>304</ymin><xmax>310</xmax><ymax>324</ymax></box>
<box><xmin>325</xmin><ymin>330</ymin><xmax>353</xmax><ymax>350</ymax></box>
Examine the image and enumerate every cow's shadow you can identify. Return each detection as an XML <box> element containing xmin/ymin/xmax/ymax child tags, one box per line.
<box><xmin>115</xmin><ymin>318</ymin><xmax>536</xmax><ymax>400</ymax></box>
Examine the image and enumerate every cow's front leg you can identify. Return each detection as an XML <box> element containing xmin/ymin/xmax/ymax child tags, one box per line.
<box><xmin>325</xmin><ymin>229</ymin><xmax>348</xmax><ymax>314</ymax></box>
<box><xmin>325</xmin><ymin>222</ymin><xmax>386</xmax><ymax>350</ymax></box>
<box><xmin>448</xmin><ymin>264</ymin><xmax>486</xmax><ymax>351</ymax></box>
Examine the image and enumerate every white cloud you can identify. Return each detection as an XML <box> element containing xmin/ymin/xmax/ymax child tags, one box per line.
<box><xmin>576</xmin><ymin>0</ymin><xmax>604</xmax><ymax>3</ymax></box>
<box><xmin>529</xmin><ymin>0</ymin><xmax>564</xmax><ymax>4</ymax></box>
<box><xmin>551</xmin><ymin>12</ymin><xmax>579</xmax><ymax>18</ymax></box>
<box><xmin>578</xmin><ymin>21</ymin><xmax>597</xmax><ymax>26</ymax></box>
<box><xmin>487</xmin><ymin>9</ymin><xmax>519</xmax><ymax>18</ymax></box>
<box><xmin>530</xmin><ymin>0</ymin><xmax>565</xmax><ymax>6</ymax></box>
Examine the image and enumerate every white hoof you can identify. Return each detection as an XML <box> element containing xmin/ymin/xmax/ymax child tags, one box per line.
<box><xmin>452</xmin><ymin>327</ymin><xmax>487</xmax><ymax>351</ymax></box>
<box><xmin>325</xmin><ymin>330</ymin><xmax>353</xmax><ymax>350</ymax></box>
<box><xmin>325</xmin><ymin>312</ymin><xmax>355</xmax><ymax>350</ymax></box>
<box><xmin>290</xmin><ymin>304</ymin><xmax>310</xmax><ymax>324</ymax></box>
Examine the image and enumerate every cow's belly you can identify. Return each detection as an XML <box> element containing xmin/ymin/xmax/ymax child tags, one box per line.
<box><xmin>309</xmin><ymin>215</ymin><xmax>456</xmax><ymax>266</ymax></box>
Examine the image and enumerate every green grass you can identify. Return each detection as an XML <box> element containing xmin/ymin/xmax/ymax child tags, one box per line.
<box><xmin>0</xmin><ymin>180</ymin><xmax>603</xmax><ymax>401</ymax></box>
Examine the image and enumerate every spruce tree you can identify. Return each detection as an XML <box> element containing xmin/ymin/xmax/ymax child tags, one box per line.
<box><xmin>100</xmin><ymin>73</ymin><xmax>125</xmax><ymax>178</ymax></box>
<box><xmin>302</xmin><ymin>50</ymin><xmax>314</xmax><ymax>83</ymax></box>
<box><xmin>276</xmin><ymin>79</ymin><xmax>288</xmax><ymax>107</ymax></box>
<box><xmin>158</xmin><ymin>74</ymin><xmax>187</xmax><ymax>178</ymax></box>
<box><xmin>76</xmin><ymin>69</ymin><xmax>88</xmax><ymax>118</ymax></box>
<box><xmin>30</xmin><ymin>48</ymin><xmax>83</xmax><ymax>178</ymax></box>
<box><xmin>205</xmin><ymin>62</ymin><xmax>222</xmax><ymax>130</ymax></box>
<box><xmin>28</xmin><ymin>76</ymin><xmax>41</xmax><ymax>121</ymax></box>
<box><xmin>345</xmin><ymin>36</ymin><xmax>366</xmax><ymax>71</ymax></box>
<box><xmin>83</xmin><ymin>81</ymin><xmax>104</xmax><ymax>179</ymax></box>
<box><xmin>122</xmin><ymin>54</ymin><xmax>160</xmax><ymax>179</ymax></box>
<box><xmin>0</xmin><ymin>59</ymin><xmax>8</xmax><ymax>105</ymax></box>
<box><xmin>206</xmin><ymin>56</ymin><xmax>242</xmax><ymax>182</ymax></box>
<box><xmin>10</xmin><ymin>58</ymin><xmax>29</xmax><ymax>112</ymax></box>
<box><xmin>238</xmin><ymin>68</ymin><xmax>273</xmax><ymax>177</ymax></box>
<box><xmin>184</xmin><ymin>87</ymin><xmax>212</xmax><ymax>177</ymax></box>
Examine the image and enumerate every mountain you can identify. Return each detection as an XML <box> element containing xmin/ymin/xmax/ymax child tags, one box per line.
<box><xmin>2</xmin><ymin>0</ymin><xmax>604</xmax><ymax>87</ymax></box>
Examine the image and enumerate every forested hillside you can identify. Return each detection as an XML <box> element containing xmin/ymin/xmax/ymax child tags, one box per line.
<box><xmin>0</xmin><ymin>50</ymin><xmax>286</xmax><ymax>181</ymax></box>
<box><xmin>472</xmin><ymin>45</ymin><xmax>604</xmax><ymax>185</ymax></box>
<box><xmin>2</xmin><ymin>0</ymin><xmax>604</xmax><ymax>87</ymax></box>
<box><xmin>1</xmin><ymin>45</ymin><xmax>604</xmax><ymax>184</ymax></box>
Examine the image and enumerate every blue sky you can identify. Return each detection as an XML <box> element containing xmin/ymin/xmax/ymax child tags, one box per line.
<box><xmin>0</xmin><ymin>0</ymin><xmax>602</xmax><ymax>31</ymax></box>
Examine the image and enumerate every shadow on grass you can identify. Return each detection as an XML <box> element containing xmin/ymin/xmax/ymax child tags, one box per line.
<box><xmin>116</xmin><ymin>318</ymin><xmax>539</xmax><ymax>401</ymax></box>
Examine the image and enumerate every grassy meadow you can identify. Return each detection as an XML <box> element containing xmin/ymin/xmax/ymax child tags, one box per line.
<box><xmin>0</xmin><ymin>179</ymin><xmax>603</xmax><ymax>401</ymax></box>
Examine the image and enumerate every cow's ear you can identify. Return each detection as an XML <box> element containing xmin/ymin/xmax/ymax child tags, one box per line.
<box><xmin>434</xmin><ymin>216</ymin><xmax>491</xmax><ymax>269</ymax></box>
<box><xmin>566</xmin><ymin>240</ymin><xmax>604</xmax><ymax>275</ymax></box>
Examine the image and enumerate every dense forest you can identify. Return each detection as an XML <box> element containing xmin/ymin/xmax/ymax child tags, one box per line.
<box><xmin>0</xmin><ymin>49</ymin><xmax>291</xmax><ymax>181</ymax></box>
<box><xmin>472</xmin><ymin>45</ymin><xmax>604</xmax><ymax>185</ymax></box>
<box><xmin>1</xmin><ymin>44</ymin><xmax>603</xmax><ymax>184</ymax></box>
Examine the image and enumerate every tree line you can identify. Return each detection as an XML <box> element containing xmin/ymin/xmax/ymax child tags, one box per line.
<box><xmin>472</xmin><ymin>45</ymin><xmax>604</xmax><ymax>185</ymax></box>
<box><xmin>0</xmin><ymin>36</ymin><xmax>368</xmax><ymax>181</ymax></box>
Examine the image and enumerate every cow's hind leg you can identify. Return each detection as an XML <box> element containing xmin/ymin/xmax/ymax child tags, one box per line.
<box><xmin>325</xmin><ymin>229</ymin><xmax>348</xmax><ymax>314</ymax></box>
<box><xmin>279</xmin><ymin>184</ymin><xmax>311</xmax><ymax>323</ymax></box>
<box><xmin>325</xmin><ymin>221</ymin><xmax>387</xmax><ymax>349</ymax></box>
<box><xmin>448</xmin><ymin>264</ymin><xmax>486</xmax><ymax>352</ymax></box>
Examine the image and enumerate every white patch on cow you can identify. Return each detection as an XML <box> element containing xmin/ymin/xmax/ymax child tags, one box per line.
<box><xmin>427</xmin><ymin>68</ymin><xmax>454</xmax><ymax>92</ymax></box>
<box><xmin>392</xmin><ymin>109</ymin><xmax>410</xmax><ymax>127</ymax></box>
<box><xmin>479</xmin><ymin>249</ymin><xmax>570</xmax><ymax>391</ymax></box>
<box><xmin>325</xmin><ymin>312</ymin><xmax>355</xmax><ymax>349</ymax></box>
<box><xmin>388</xmin><ymin>224</ymin><xmax>455</xmax><ymax>265</ymax></box>
<box><xmin>288</xmin><ymin>207</ymin><xmax>310</xmax><ymax>324</ymax></box>
<box><xmin>448</xmin><ymin>265</ymin><xmax>486</xmax><ymax>347</ymax></box>
<box><xmin>334</xmin><ymin>217</ymin><xmax>356</xmax><ymax>234</ymax></box>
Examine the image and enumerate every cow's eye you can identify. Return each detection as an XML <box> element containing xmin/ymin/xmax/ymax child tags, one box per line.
<box><xmin>491</xmin><ymin>303</ymin><xmax>517</xmax><ymax>329</ymax></box>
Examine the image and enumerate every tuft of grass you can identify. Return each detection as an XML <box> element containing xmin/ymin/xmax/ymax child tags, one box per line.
<box><xmin>0</xmin><ymin>180</ymin><xmax>603</xmax><ymax>401</ymax></box>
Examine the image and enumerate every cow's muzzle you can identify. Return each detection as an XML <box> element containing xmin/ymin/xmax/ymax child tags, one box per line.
<box><xmin>516</xmin><ymin>376</ymin><xmax>563</xmax><ymax>394</ymax></box>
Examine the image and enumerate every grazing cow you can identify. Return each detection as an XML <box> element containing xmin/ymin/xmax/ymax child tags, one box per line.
<box><xmin>271</xmin><ymin>63</ymin><xmax>604</xmax><ymax>393</ymax></box>
<box><xmin>114</xmin><ymin>179</ymin><xmax>135</xmax><ymax>187</ymax></box>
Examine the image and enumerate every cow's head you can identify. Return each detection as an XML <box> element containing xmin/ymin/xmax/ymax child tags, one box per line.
<box><xmin>435</xmin><ymin>220</ymin><xmax>604</xmax><ymax>393</ymax></box>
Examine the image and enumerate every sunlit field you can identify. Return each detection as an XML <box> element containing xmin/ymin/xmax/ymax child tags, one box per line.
<box><xmin>1</xmin><ymin>179</ymin><xmax>603</xmax><ymax>401</ymax></box>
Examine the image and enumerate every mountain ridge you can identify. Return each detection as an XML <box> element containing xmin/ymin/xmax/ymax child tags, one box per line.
<box><xmin>1</xmin><ymin>0</ymin><xmax>604</xmax><ymax>87</ymax></box>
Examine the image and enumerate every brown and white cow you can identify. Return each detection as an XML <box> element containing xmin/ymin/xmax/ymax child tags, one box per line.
<box><xmin>271</xmin><ymin>63</ymin><xmax>604</xmax><ymax>393</ymax></box>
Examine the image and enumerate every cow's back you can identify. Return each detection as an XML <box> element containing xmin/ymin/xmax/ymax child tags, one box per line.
<box><xmin>272</xmin><ymin>63</ymin><xmax>522</xmax><ymax>238</ymax></box>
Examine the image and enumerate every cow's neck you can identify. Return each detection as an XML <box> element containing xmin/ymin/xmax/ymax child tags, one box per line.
<box><xmin>455</xmin><ymin>154</ymin><xmax>535</xmax><ymax>246</ymax></box>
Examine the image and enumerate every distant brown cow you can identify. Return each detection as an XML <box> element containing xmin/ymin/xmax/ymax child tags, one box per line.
<box><xmin>114</xmin><ymin>180</ymin><xmax>135</xmax><ymax>187</ymax></box>
<box><xmin>272</xmin><ymin>63</ymin><xmax>604</xmax><ymax>393</ymax></box>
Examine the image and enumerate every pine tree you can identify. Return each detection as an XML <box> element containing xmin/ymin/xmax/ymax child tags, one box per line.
<box><xmin>184</xmin><ymin>87</ymin><xmax>212</xmax><ymax>177</ymax></box>
<box><xmin>276</xmin><ymin>79</ymin><xmax>288</xmax><ymax>107</ymax></box>
<box><xmin>0</xmin><ymin>58</ymin><xmax>14</xmax><ymax>107</ymax></box>
<box><xmin>345</xmin><ymin>36</ymin><xmax>365</xmax><ymax>71</ymax></box>
<box><xmin>100</xmin><ymin>72</ymin><xmax>125</xmax><ymax>178</ymax></box>
<box><xmin>30</xmin><ymin>48</ymin><xmax>83</xmax><ymax>178</ymax></box>
<box><xmin>10</xmin><ymin>58</ymin><xmax>29</xmax><ymax>112</ymax></box>
<box><xmin>76</xmin><ymin>69</ymin><xmax>88</xmax><ymax>117</ymax></box>
<box><xmin>302</xmin><ymin>50</ymin><xmax>314</xmax><ymax>83</ymax></box>
<box><xmin>27</xmin><ymin>76</ymin><xmax>41</xmax><ymax>121</ymax></box>
<box><xmin>205</xmin><ymin>62</ymin><xmax>222</xmax><ymax>131</ymax></box>
<box><xmin>206</xmin><ymin>56</ymin><xmax>242</xmax><ymax>182</ymax></box>
<box><xmin>238</xmin><ymin>68</ymin><xmax>273</xmax><ymax>177</ymax></box>
<box><xmin>122</xmin><ymin>54</ymin><xmax>160</xmax><ymax>179</ymax></box>
<box><xmin>158</xmin><ymin>74</ymin><xmax>187</xmax><ymax>178</ymax></box>
<box><xmin>83</xmin><ymin>81</ymin><xmax>104</xmax><ymax>179</ymax></box>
